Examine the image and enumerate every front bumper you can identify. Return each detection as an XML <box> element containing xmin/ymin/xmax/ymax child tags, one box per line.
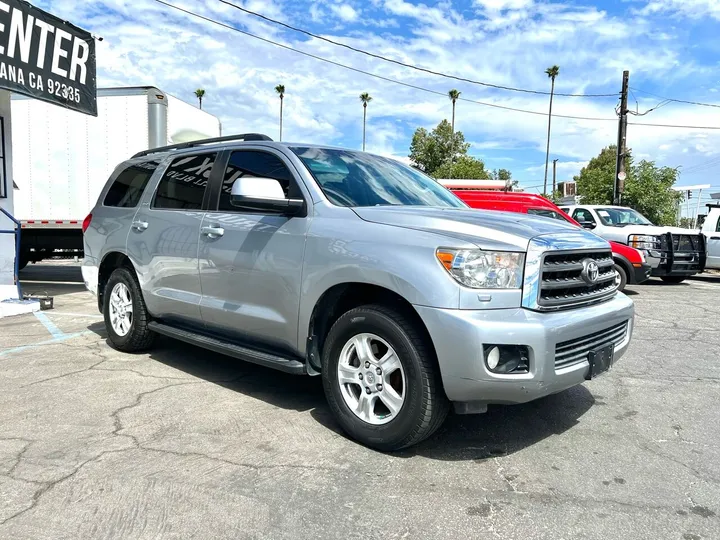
<box><xmin>415</xmin><ymin>294</ymin><xmax>634</xmax><ymax>405</ymax></box>
<box><xmin>630</xmin><ymin>263</ymin><xmax>652</xmax><ymax>284</ymax></box>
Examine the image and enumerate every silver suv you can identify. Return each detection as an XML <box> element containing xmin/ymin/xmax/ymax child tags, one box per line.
<box><xmin>82</xmin><ymin>134</ymin><xmax>634</xmax><ymax>450</ymax></box>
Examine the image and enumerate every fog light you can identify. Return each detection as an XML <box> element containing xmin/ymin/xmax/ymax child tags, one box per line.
<box><xmin>486</xmin><ymin>346</ymin><xmax>500</xmax><ymax>370</ymax></box>
<box><xmin>484</xmin><ymin>345</ymin><xmax>530</xmax><ymax>374</ymax></box>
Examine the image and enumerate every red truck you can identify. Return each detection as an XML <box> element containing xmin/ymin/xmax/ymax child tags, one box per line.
<box><xmin>449</xmin><ymin>189</ymin><xmax>651</xmax><ymax>291</ymax></box>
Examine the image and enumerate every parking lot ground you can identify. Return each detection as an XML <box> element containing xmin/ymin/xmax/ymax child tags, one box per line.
<box><xmin>1</xmin><ymin>263</ymin><xmax>719</xmax><ymax>539</ymax></box>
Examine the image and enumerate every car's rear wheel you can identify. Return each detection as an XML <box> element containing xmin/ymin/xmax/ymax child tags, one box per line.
<box><xmin>321</xmin><ymin>305</ymin><xmax>449</xmax><ymax>451</ymax></box>
<box><xmin>613</xmin><ymin>263</ymin><xmax>628</xmax><ymax>292</ymax></box>
<box><xmin>660</xmin><ymin>276</ymin><xmax>686</xmax><ymax>284</ymax></box>
<box><xmin>103</xmin><ymin>267</ymin><xmax>155</xmax><ymax>352</ymax></box>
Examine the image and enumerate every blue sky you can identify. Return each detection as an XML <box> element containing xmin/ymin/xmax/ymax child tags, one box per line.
<box><xmin>36</xmin><ymin>0</ymin><xmax>720</xmax><ymax>201</ymax></box>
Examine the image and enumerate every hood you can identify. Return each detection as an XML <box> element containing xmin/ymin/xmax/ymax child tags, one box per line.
<box><xmin>352</xmin><ymin>206</ymin><xmax>583</xmax><ymax>251</ymax></box>
<box><xmin>608</xmin><ymin>224</ymin><xmax>700</xmax><ymax>237</ymax></box>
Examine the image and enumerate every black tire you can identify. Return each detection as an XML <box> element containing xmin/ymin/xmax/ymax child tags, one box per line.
<box><xmin>321</xmin><ymin>305</ymin><xmax>449</xmax><ymax>451</ymax></box>
<box><xmin>103</xmin><ymin>267</ymin><xmax>155</xmax><ymax>352</ymax></box>
<box><xmin>661</xmin><ymin>276</ymin><xmax>686</xmax><ymax>284</ymax></box>
<box><xmin>613</xmin><ymin>263</ymin><xmax>628</xmax><ymax>292</ymax></box>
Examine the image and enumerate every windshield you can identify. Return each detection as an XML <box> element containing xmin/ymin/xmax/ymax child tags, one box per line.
<box><xmin>595</xmin><ymin>207</ymin><xmax>653</xmax><ymax>227</ymax></box>
<box><xmin>527</xmin><ymin>208</ymin><xmax>568</xmax><ymax>222</ymax></box>
<box><xmin>291</xmin><ymin>147</ymin><xmax>466</xmax><ymax>208</ymax></box>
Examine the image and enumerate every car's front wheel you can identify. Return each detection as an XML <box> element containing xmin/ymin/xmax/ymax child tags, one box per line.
<box><xmin>613</xmin><ymin>263</ymin><xmax>628</xmax><ymax>292</ymax></box>
<box><xmin>103</xmin><ymin>267</ymin><xmax>155</xmax><ymax>352</ymax></box>
<box><xmin>321</xmin><ymin>305</ymin><xmax>449</xmax><ymax>451</ymax></box>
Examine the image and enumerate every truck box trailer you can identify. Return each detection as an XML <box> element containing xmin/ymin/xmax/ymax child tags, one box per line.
<box><xmin>11</xmin><ymin>86</ymin><xmax>221</xmax><ymax>268</ymax></box>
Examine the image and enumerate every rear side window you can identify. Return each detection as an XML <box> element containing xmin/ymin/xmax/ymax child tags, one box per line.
<box><xmin>716</xmin><ymin>216</ymin><xmax>720</xmax><ymax>233</ymax></box>
<box><xmin>103</xmin><ymin>161</ymin><xmax>159</xmax><ymax>208</ymax></box>
<box><xmin>153</xmin><ymin>153</ymin><xmax>217</xmax><ymax>210</ymax></box>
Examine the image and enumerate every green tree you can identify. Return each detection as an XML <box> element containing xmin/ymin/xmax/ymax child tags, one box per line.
<box><xmin>409</xmin><ymin>119</ymin><xmax>469</xmax><ymax>174</ymax></box>
<box><xmin>490</xmin><ymin>168</ymin><xmax>518</xmax><ymax>188</ymax></box>
<box><xmin>448</xmin><ymin>89</ymin><xmax>461</xmax><ymax>136</ymax></box>
<box><xmin>624</xmin><ymin>160</ymin><xmax>682</xmax><ymax>226</ymax></box>
<box><xmin>275</xmin><ymin>84</ymin><xmax>285</xmax><ymax>141</ymax></box>
<box><xmin>543</xmin><ymin>65</ymin><xmax>559</xmax><ymax>195</ymax></box>
<box><xmin>359</xmin><ymin>92</ymin><xmax>372</xmax><ymax>151</ymax></box>
<box><xmin>574</xmin><ymin>145</ymin><xmax>682</xmax><ymax>226</ymax></box>
<box><xmin>574</xmin><ymin>146</ymin><xmax>617</xmax><ymax>204</ymax></box>
<box><xmin>194</xmin><ymin>88</ymin><xmax>206</xmax><ymax>110</ymax></box>
<box><xmin>433</xmin><ymin>155</ymin><xmax>490</xmax><ymax>180</ymax></box>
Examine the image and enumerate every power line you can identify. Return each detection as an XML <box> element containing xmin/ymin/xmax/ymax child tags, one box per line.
<box><xmin>154</xmin><ymin>1</ymin><xmax>720</xmax><ymax>130</ymax></box>
<box><xmin>629</xmin><ymin>87</ymin><xmax>720</xmax><ymax>109</ymax></box>
<box><xmin>628</xmin><ymin>121</ymin><xmax>720</xmax><ymax>130</ymax></box>
<box><xmin>218</xmin><ymin>0</ymin><xmax>618</xmax><ymax>99</ymax></box>
<box><xmin>154</xmin><ymin>0</ymin><xmax>617</xmax><ymax>122</ymax></box>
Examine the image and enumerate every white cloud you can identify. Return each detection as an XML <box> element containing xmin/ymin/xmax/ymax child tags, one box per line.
<box><xmin>331</xmin><ymin>3</ymin><xmax>359</xmax><ymax>22</ymax></box>
<box><xmin>640</xmin><ymin>0</ymin><xmax>720</xmax><ymax>20</ymax></box>
<box><xmin>474</xmin><ymin>0</ymin><xmax>534</xmax><ymax>10</ymax></box>
<box><xmin>31</xmin><ymin>0</ymin><xmax>720</xmax><ymax>189</ymax></box>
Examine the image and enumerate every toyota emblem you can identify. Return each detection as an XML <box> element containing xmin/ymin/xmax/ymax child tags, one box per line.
<box><xmin>582</xmin><ymin>259</ymin><xmax>600</xmax><ymax>284</ymax></box>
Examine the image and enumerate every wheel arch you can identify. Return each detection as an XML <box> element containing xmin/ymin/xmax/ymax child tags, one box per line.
<box><xmin>97</xmin><ymin>251</ymin><xmax>137</xmax><ymax>312</ymax></box>
<box><xmin>612</xmin><ymin>253</ymin><xmax>633</xmax><ymax>283</ymax></box>
<box><xmin>304</xmin><ymin>282</ymin><xmax>438</xmax><ymax>376</ymax></box>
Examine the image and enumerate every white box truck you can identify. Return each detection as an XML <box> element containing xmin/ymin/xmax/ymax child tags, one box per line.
<box><xmin>11</xmin><ymin>86</ymin><xmax>221</xmax><ymax>268</ymax></box>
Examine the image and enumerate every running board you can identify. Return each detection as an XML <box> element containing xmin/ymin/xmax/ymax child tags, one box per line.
<box><xmin>147</xmin><ymin>322</ymin><xmax>306</xmax><ymax>375</ymax></box>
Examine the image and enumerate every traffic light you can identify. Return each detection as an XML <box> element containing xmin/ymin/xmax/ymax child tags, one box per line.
<box><xmin>687</xmin><ymin>190</ymin><xmax>692</xmax><ymax>199</ymax></box>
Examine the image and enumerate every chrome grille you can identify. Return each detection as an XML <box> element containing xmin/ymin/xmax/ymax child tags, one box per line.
<box><xmin>538</xmin><ymin>249</ymin><xmax>617</xmax><ymax>309</ymax></box>
<box><xmin>555</xmin><ymin>321</ymin><xmax>628</xmax><ymax>370</ymax></box>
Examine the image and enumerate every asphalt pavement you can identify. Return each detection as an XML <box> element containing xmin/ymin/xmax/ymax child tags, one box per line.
<box><xmin>1</xmin><ymin>262</ymin><xmax>719</xmax><ymax>539</ymax></box>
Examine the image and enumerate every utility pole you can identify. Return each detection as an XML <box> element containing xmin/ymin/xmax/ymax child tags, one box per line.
<box><xmin>552</xmin><ymin>159</ymin><xmax>558</xmax><ymax>197</ymax></box>
<box><xmin>614</xmin><ymin>70</ymin><xmax>629</xmax><ymax>205</ymax></box>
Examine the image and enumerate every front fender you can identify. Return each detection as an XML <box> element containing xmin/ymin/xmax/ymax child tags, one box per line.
<box><xmin>297</xmin><ymin>216</ymin><xmax>465</xmax><ymax>355</ymax></box>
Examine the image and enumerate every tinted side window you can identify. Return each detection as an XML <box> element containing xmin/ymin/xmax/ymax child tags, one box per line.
<box><xmin>573</xmin><ymin>208</ymin><xmax>596</xmax><ymax>223</ymax></box>
<box><xmin>103</xmin><ymin>161</ymin><xmax>159</xmax><ymax>208</ymax></box>
<box><xmin>153</xmin><ymin>153</ymin><xmax>216</xmax><ymax>210</ymax></box>
<box><xmin>218</xmin><ymin>151</ymin><xmax>296</xmax><ymax>211</ymax></box>
<box><xmin>716</xmin><ymin>216</ymin><xmax>720</xmax><ymax>233</ymax></box>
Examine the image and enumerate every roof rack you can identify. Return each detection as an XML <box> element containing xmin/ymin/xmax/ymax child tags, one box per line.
<box><xmin>132</xmin><ymin>133</ymin><xmax>273</xmax><ymax>158</ymax></box>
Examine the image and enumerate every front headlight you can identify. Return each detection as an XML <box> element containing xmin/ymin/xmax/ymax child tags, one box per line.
<box><xmin>628</xmin><ymin>234</ymin><xmax>660</xmax><ymax>250</ymax></box>
<box><xmin>436</xmin><ymin>249</ymin><xmax>524</xmax><ymax>289</ymax></box>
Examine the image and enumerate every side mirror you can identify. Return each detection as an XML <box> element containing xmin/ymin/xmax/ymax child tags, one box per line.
<box><xmin>579</xmin><ymin>220</ymin><xmax>596</xmax><ymax>230</ymax></box>
<box><xmin>230</xmin><ymin>177</ymin><xmax>305</xmax><ymax>215</ymax></box>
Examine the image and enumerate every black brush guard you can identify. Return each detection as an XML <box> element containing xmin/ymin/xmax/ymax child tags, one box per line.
<box><xmin>653</xmin><ymin>232</ymin><xmax>706</xmax><ymax>277</ymax></box>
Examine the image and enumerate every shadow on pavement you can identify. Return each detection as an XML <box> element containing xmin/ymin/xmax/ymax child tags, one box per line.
<box><xmin>20</xmin><ymin>264</ymin><xmax>86</xmax><ymax>297</ymax></box>
<box><xmin>395</xmin><ymin>385</ymin><xmax>594</xmax><ymax>460</ymax></box>
<box><xmin>86</xmin><ymin>325</ymin><xmax>595</xmax><ymax>458</ymax></box>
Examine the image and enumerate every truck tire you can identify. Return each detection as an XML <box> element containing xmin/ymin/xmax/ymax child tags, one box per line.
<box><xmin>613</xmin><ymin>263</ymin><xmax>628</xmax><ymax>292</ymax></box>
<box><xmin>660</xmin><ymin>276</ymin><xmax>686</xmax><ymax>284</ymax></box>
<box><xmin>103</xmin><ymin>267</ymin><xmax>155</xmax><ymax>352</ymax></box>
<box><xmin>321</xmin><ymin>305</ymin><xmax>449</xmax><ymax>451</ymax></box>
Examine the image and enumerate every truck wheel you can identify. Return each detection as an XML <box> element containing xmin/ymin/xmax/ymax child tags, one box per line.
<box><xmin>613</xmin><ymin>263</ymin><xmax>627</xmax><ymax>292</ymax></box>
<box><xmin>660</xmin><ymin>276</ymin><xmax>686</xmax><ymax>284</ymax></box>
<box><xmin>103</xmin><ymin>267</ymin><xmax>155</xmax><ymax>352</ymax></box>
<box><xmin>321</xmin><ymin>305</ymin><xmax>449</xmax><ymax>451</ymax></box>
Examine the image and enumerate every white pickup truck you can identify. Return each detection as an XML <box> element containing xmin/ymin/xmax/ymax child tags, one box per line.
<box><xmin>561</xmin><ymin>205</ymin><xmax>705</xmax><ymax>283</ymax></box>
<box><xmin>700</xmin><ymin>205</ymin><xmax>720</xmax><ymax>270</ymax></box>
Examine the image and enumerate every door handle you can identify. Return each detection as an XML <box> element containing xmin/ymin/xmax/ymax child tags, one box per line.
<box><xmin>132</xmin><ymin>220</ymin><xmax>148</xmax><ymax>232</ymax></box>
<box><xmin>201</xmin><ymin>225</ymin><xmax>225</xmax><ymax>238</ymax></box>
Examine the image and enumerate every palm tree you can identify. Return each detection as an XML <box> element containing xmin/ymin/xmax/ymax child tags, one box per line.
<box><xmin>275</xmin><ymin>84</ymin><xmax>285</xmax><ymax>141</ymax></box>
<box><xmin>448</xmin><ymin>89</ymin><xmax>461</xmax><ymax>136</ymax></box>
<box><xmin>194</xmin><ymin>88</ymin><xmax>206</xmax><ymax>110</ymax></box>
<box><xmin>543</xmin><ymin>65</ymin><xmax>559</xmax><ymax>195</ymax></box>
<box><xmin>359</xmin><ymin>92</ymin><xmax>372</xmax><ymax>151</ymax></box>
